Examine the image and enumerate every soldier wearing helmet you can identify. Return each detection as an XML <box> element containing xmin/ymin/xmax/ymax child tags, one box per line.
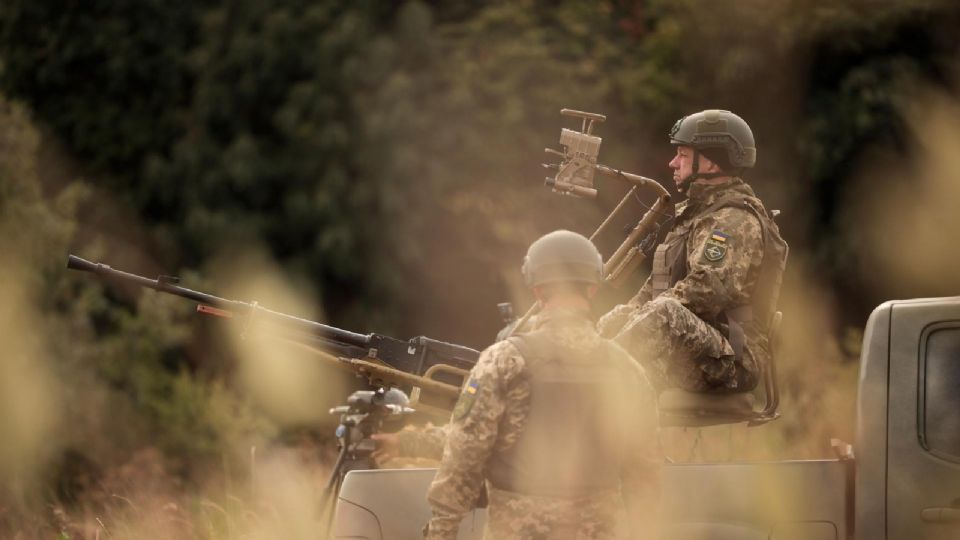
<box><xmin>598</xmin><ymin>110</ymin><xmax>788</xmax><ymax>393</ymax></box>
<box><xmin>424</xmin><ymin>230</ymin><xmax>662</xmax><ymax>540</ymax></box>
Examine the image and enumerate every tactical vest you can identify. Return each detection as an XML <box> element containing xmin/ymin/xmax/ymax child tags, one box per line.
<box><xmin>649</xmin><ymin>192</ymin><xmax>788</xmax><ymax>357</ymax></box>
<box><xmin>486</xmin><ymin>330</ymin><xmax>635</xmax><ymax>497</ymax></box>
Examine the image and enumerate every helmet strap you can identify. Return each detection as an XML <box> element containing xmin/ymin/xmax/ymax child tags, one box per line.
<box><xmin>678</xmin><ymin>148</ymin><xmax>726</xmax><ymax>194</ymax></box>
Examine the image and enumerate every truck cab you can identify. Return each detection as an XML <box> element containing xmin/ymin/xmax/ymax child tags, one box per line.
<box><xmin>856</xmin><ymin>297</ymin><xmax>960</xmax><ymax>539</ymax></box>
<box><xmin>332</xmin><ymin>297</ymin><xmax>960</xmax><ymax>539</ymax></box>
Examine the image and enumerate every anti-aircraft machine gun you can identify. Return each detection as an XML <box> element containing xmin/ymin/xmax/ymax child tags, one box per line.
<box><xmin>65</xmin><ymin>253</ymin><xmax>476</xmax><ymax>526</ymax></box>
<box><xmin>65</xmin><ymin>254</ymin><xmax>477</xmax><ymax>422</ymax></box>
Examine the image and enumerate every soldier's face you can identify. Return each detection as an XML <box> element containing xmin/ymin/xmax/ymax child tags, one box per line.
<box><xmin>669</xmin><ymin>146</ymin><xmax>695</xmax><ymax>188</ymax></box>
<box><xmin>669</xmin><ymin>146</ymin><xmax>719</xmax><ymax>188</ymax></box>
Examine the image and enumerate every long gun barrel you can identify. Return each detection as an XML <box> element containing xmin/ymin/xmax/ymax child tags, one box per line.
<box><xmin>68</xmin><ymin>254</ymin><xmax>371</xmax><ymax>347</ymax></box>
<box><xmin>67</xmin><ymin>254</ymin><xmax>478</xmax><ymax>418</ymax></box>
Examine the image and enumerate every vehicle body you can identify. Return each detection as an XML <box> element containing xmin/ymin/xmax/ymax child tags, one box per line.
<box><xmin>332</xmin><ymin>297</ymin><xmax>960</xmax><ymax>539</ymax></box>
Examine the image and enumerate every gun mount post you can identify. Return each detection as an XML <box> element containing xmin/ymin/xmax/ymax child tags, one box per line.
<box><xmin>321</xmin><ymin>387</ymin><xmax>414</xmax><ymax>536</ymax></box>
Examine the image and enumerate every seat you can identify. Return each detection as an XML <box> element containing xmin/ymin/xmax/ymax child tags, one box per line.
<box><xmin>659</xmin><ymin>390</ymin><xmax>756</xmax><ymax>427</ymax></box>
<box><xmin>658</xmin><ymin>311</ymin><xmax>782</xmax><ymax>428</ymax></box>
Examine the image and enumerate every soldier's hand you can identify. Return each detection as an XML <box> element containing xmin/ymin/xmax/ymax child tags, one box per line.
<box><xmin>370</xmin><ymin>432</ymin><xmax>401</xmax><ymax>462</ymax></box>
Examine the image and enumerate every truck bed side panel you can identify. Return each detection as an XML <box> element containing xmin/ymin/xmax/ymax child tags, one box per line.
<box><xmin>336</xmin><ymin>459</ymin><xmax>849</xmax><ymax>539</ymax></box>
<box><xmin>663</xmin><ymin>459</ymin><xmax>849</xmax><ymax>538</ymax></box>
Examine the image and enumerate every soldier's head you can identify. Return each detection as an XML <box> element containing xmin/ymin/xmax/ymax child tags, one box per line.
<box><xmin>522</xmin><ymin>230</ymin><xmax>602</xmax><ymax>308</ymax></box>
<box><xmin>668</xmin><ymin>109</ymin><xmax>756</xmax><ymax>193</ymax></box>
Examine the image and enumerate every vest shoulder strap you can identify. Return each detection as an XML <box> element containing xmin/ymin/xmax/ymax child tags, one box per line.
<box><xmin>701</xmin><ymin>192</ymin><xmax>789</xmax><ymax>329</ymax></box>
<box><xmin>506</xmin><ymin>331</ymin><xmax>550</xmax><ymax>365</ymax></box>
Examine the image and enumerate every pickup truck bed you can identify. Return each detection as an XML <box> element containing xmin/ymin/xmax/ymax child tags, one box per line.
<box><xmin>333</xmin><ymin>458</ymin><xmax>851</xmax><ymax>540</ymax></box>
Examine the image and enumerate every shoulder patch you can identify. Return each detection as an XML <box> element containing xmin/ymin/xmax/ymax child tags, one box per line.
<box><xmin>452</xmin><ymin>379</ymin><xmax>480</xmax><ymax>420</ymax></box>
<box><xmin>702</xmin><ymin>230</ymin><xmax>730</xmax><ymax>263</ymax></box>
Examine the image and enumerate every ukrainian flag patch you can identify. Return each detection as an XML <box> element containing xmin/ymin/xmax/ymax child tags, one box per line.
<box><xmin>453</xmin><ymin>379</ymin><xmax>480</xmax><ymax>420</ymax></box>
<box><xmin>711</xmin><ymin>230</ymin><xmax>730</xmax><ymax>243</ymax></box>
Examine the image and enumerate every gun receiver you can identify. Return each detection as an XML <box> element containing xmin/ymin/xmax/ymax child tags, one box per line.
<box><xmin>66</xmin><ymin>254</ymin><xmax>477</xmax><ymax>419</ymax></box>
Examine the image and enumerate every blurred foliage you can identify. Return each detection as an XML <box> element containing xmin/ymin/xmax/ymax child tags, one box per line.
<box><xmin>0</xmin><ymin>99</ymin><xmax>275</xmax><ymax>535</ymax></box>
<box><xmin>0</xmin><ymin>0</ymin><xmax>204</xmax><ymax>176</ymax></box>
<box><xmin>2</xmin><ymin>0</ymin><xmax>960</xmax><ymax>534</ymax></box>
<box><xmin>4</xmin><ymin>0</ymin><xmax>958</xmax><ymax>335</ymax></box>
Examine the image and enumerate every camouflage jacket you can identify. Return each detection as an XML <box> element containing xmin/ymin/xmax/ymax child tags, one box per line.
<box><xmin>426</xmin><ymin>308</ymin><xmax>661</xmax><ymax>539</ymax></box>
<box><xmin>599</xmin><ymin>177</ymin><xmax>775</xmax><ymax>374</ymax></box>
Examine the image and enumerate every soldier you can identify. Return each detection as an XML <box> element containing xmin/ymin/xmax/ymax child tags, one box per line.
<box><xmin>597</xmin><ymin>110</ymin><xmax>788</xmax><ymax>393</ymax></box>
<box><xmin>424</xmin><ymin>230</ymin><xmax>662</xmax><ymax>540</ymax></box>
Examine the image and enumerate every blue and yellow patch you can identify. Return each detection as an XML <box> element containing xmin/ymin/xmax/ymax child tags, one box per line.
<box><xmin>453</xmin><ymin>379</ymin><xmax>480</xmax><ymax>420</ymax></box>
<box><xmin>702</xmin><ymin>230</ymin><xmax>731</xmax><ymax>263</ymax></box>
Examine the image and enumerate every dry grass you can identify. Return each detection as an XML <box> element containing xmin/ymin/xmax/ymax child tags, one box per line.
<box><xmin>16</xmin><ymin>441</ymin><xmax>338</xmax><ymax>540</ymax></box>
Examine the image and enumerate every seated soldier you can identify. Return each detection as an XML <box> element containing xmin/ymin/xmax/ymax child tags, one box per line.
<box><xmin>598</xmin><ymin>110</ymin><xmax>787</xmax><ymax>394</ymax></box>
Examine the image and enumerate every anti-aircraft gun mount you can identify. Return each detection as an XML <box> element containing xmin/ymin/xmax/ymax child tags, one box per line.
<box><xmin>502</xmin><ymin>108</ymin><xmax>672</xmax><ymax>334</ymax></box>
<box><xmin>325</xmin><ymin>388</ymin><xmax>414</xmax><ymax>496</ymax></box>
<box><xmin>542</xmin><ymin>108</ymin><xmax>673</xmax><ymax>288</ymax></box>
<box><xmin>534</xmin><ymin>108</ymin><xmax>782</xmax><ymax>428</ymax></box>
<box><xmin>320</xmin><ymin>388</ymin><xmax>416</xmax><ymax>537</ymax></box>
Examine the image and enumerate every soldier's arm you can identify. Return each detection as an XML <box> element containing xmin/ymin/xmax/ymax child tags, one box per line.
<box><xmin>621</xmin><ymin>364</ymin><xmax>663</xmax><ymax>538</ymax></box>
<box><xmin>425</xmin><ymin>341</ymin><xmax>524</xmax><ymax>540</ymax></box>
<box><xmin>396</xmin><ymin>425</ymin><xmax>447</xmax><ymax>460</ymax></box>
<box><xmin>598</xmin><ymin>276</ymin><xmax>654</xmax><ymax>338</ymax></box>
<box><xmin>666</xmin><ymin>207</ymin><xmax>764</xmax><ymax>320</ymax></box>
<box><xmin>631</xmin><ymin>274</ymin><xmax>655</xmax><ymax>306</ymax></box>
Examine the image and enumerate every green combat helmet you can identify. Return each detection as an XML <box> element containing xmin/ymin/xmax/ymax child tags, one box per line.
<box><xmin>522</xmin><ymin>230</ymin><xmax>603</xmax><ymax>287</ymax></box>
<box><xmin>669</xmin><ymin>109</ymin><xmax>756</xmax><ymax>193</ymax></box>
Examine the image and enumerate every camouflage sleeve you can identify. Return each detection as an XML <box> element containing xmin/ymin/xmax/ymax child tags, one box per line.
<box><xmin>597</xmin><ymin>274</ymin><xmax>654</xmax><ymax>338</ymax></box>
<box><xmin>619</xmin><ymin>360</ymin><xmax>663</xmax><ymax>536</ymax></box>
<box><xmin>425</xmin><ymin>340</ymin><xmax>525</xmax><ymax>539</ymax></box>
<box><xmin>631</xmin><ymin>274</ymin><xmax>655</xmax><ymax>306</ymax></box>
<box><xmin>597</xmin><ymin>304</ymin><xmax>633</xmax><ymax>338</ymax></box>
<box><xmin>397</xmin><ymin>425</ymin><xmax>447</xmax><ymax>460</ymax></box>
<box><xmin>666</xmin><ymin>207</ymin><xmax>764</xmax><ymax>320</ymax></box>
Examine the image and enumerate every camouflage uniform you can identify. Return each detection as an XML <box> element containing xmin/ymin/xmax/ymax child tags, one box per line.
<box><xmin>426</xmin><ymin>308</ymin><xmax>661</xmax><ymax>540</ymax></box>
<box><xmin>397</xmin><ymin>425</ymin><xmax>446</xmax><ymax>460</ymax></box>
<box><xmin>597</xmin><ymin>177</ymin><xmax>782</xmax><ymax>393</ymax></box>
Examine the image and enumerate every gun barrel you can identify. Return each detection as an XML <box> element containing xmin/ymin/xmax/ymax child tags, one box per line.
<box><xmin>65</xmin><ymin>254</ymin><xmax>372</xmax><ymax>348</ymax></box>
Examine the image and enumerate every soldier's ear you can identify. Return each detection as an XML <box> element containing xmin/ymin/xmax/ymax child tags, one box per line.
<box><xmin>699</xmin><ymin>153</ymin><xmax>721</xmax><ymax>173</ymax></box>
